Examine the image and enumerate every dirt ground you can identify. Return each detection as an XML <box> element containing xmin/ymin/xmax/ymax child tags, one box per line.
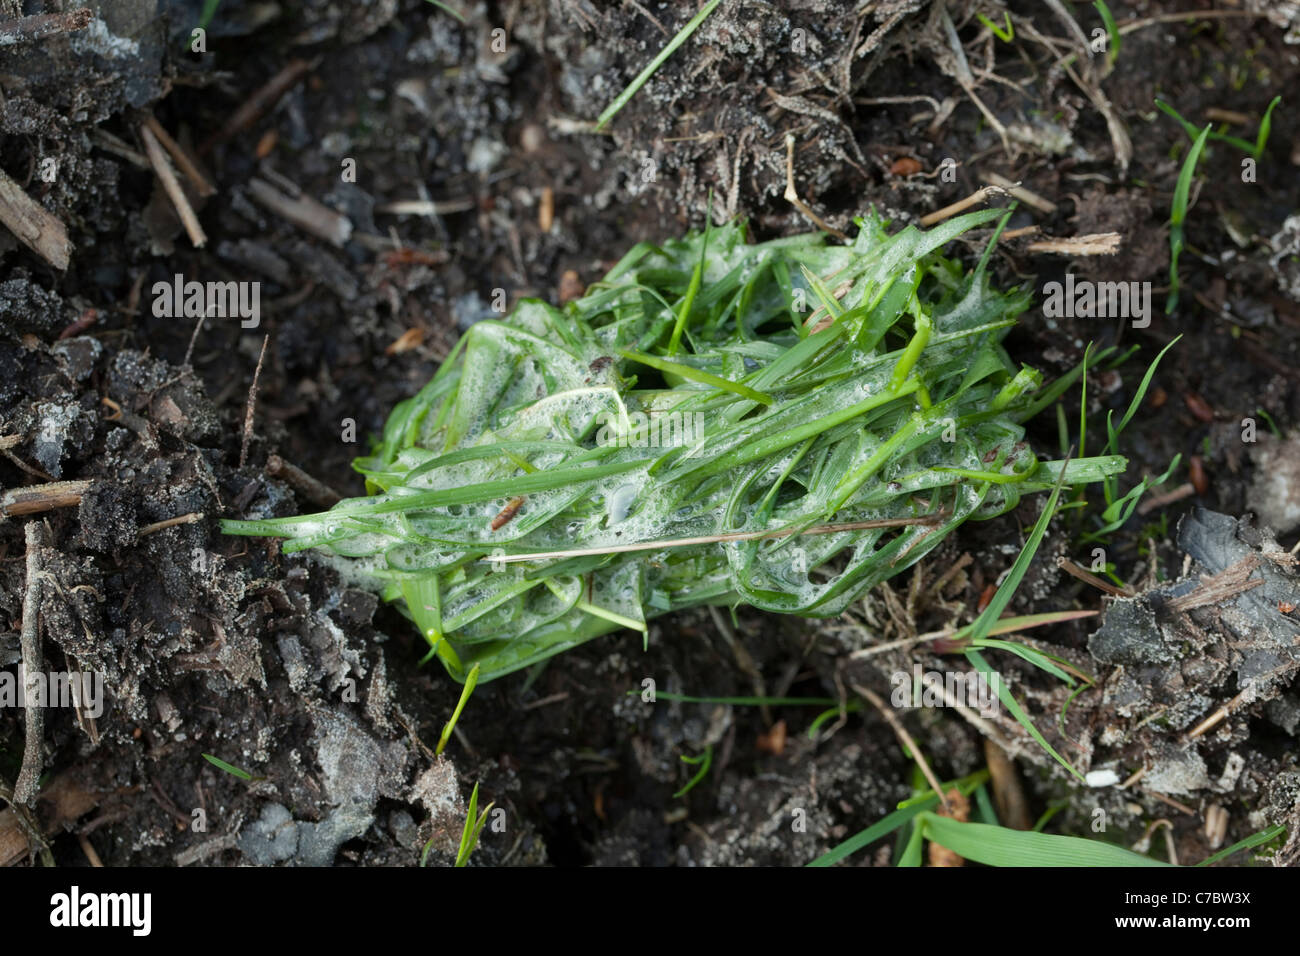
<box><xmin>3</xmin><ymin>0</ymin><xmax>1300</xmax><ymax>867</ymax></box>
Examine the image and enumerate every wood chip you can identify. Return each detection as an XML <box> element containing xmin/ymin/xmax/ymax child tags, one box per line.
<box><xmin>1025</xmin><ymin>232</ymin><xmax>1122</xmax><ymax>256</ymax></box>
<box><xmin>0</xmin><ymin>165</ymin><xmax>72</xmax><ymax>269</ymax></box>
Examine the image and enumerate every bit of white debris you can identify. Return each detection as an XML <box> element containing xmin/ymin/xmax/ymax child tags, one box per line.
<box><xmin>1085</xmin><ymin>769</ymin><xmax>1121</xmax><ymax>788</ymax></box>
<box><xmin>1247</xmin><ymin>434</ymin><xmax>1300</xmax><ymax>534</ymax></box>
<box><xmin>467</xmin><ymin>138</ymin><xmax>507</xmax><ymax>175</ymax></box>
<box><xmin>69</xmin><ymin>17</ymin><xmax>140</xmax><ymax>58</ymax></box>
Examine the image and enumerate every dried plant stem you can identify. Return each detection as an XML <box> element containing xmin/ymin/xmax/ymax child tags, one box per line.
<box><xmin>139</xmin><ymin>123</ymin><xmax>207</xmax><ymax>248</ymax></box>
<box><xmin>15</xmin><ymin>522</ymin><xmax>46</xmax><ymax>805</ymax></box>
<box><xmin>853</xmin><ymin>683</ymin><xmax>950</xmax><ymax>812</ymax></box>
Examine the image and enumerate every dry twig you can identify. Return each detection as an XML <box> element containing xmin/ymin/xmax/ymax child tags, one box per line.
<box><xmin>15</xmin><ymin>523</ymin><xmax>46</xmax><ymax>806</ymax></box>
<box><xmin>139</xmin><ymin>123</ymin><xmax>207</xmax><ymax>248</ymax></box>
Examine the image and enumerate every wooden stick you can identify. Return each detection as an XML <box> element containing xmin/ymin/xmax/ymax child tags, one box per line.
<box><xmin>854</xmin><ymin>683</ymin><xmax>950</xmax><ymax>812</ymax></box>
<box><xmin>1000</xmin><ymin>225</ymin><xmax>1040</xmax><ymax>240</ymax></box>
<box><xmin>267</xmin><ymin>454</ymin><xmax>342</xmax><ymax>507</ymax></box>
<box><xmin>1</xmin><ymin>479</ymin><xmax>91</xmax><ymax>517</ymax></box>
<box><xmin>139</xmin><ymin>123</ymin><xmax>207</xmax><ymax>248</ymax></box>
<box><xmin>139</xmin><ymin>113</ymin><xmax>216</xmax><ymax>197</ymax></box>
<box><xmin>139</xmin><ymin>512</ymin><xmax>204</xmax><ymax>537</ymax></box>
<box><xmin>1136</xmin><ymin>481</ymin><xmax>1196</xmax><ymax>515</ymax></box>
<box><xmin>783</xmin><ymin>133</ymin><xmax>847</xmax><ymax>240</ymax></box>
<box><xmin>1056</xmin><ymin>556</ymin><xmax>1137</xmax><ymax>598</ymax></box>
<box><xmin>984</xmin><ymin>738</ymin><xmax>1032</xmax><ymax>830</ymax></box>
<box><xmin>0</xmin><ymin>166</ymin><xmax>72</xmax><ymax>269</ymax></box>
<box><xmin>376</xmin><ymin>198</ymin><xmax>475</xmax><ymax>217</ymax></box>
<box><xmin>199</xmin><ymin>58</ymin><xmax>314</xmax><ymax>155</ymax></box>
<box><xmin>89</xmin><ymin>128</ymin><xmax>150</xmax><ymax>169</ymax></box>
<box><xmin>919</xmin><ymin>185</ymin><xmax>1007</xmax><ymax>227</ymax></box>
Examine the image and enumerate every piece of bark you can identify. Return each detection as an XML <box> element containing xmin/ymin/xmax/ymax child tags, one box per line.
<box><xmin>0</xmin><ymin>166</ymin><xmax>72</xmax><ymax>269</ymax></box>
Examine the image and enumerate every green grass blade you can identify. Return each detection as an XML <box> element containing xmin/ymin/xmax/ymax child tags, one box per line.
<box><xmin>672</xmin><ymin>744</ymin><xmax>714</xmax><ymax>798</ymax></box>
<box><xmin>1254</xmin><ymin>95</ymin><xmax>1282</xmax><ymax>160</ymax></box>
<box><xmin>616</xmin><ymin>348</ymin><xmax>774</xmax><ymax>405</ymax></box>
<box><xmin>594</xmin><ymin>0</ymin><xmax>722</xmax><ymax>131</ymax></box>
<box><xmin>917</xmin><ymin>813</ymin><xmax>1171</xmax><ymax>866</ymax></box>
<box><xmin>202</xmin><ymin>753</ymin><xmax>253</xmax><ymax>781</ymax></box>
<box><xmin>1196</xmin><ymin>824</ymin><xmax>1286</xmax><ymax>866</ymax></box>
<box><xmin>438</xmin><ymin>662</ymin><xmax>480</xmax><ymax>755</ymax></box>
<box><xmin>1166</xmin><ymin>123</ymin><xmax>1212</xmax><ymax>314</ymax></box>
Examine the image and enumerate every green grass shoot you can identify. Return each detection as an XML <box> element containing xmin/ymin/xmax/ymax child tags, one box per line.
<box><xmin>456</xmin><ymin>782</ymin><xmax>493</xmax><ymax>866</ymax></box>
<box><xmin>202</xmin><ymin>753</ymin><xmax>257</xmax><ymax>781</ymax></box>
<box><xmin>1080</xmin><ymin>337</ymin><xmax>1182</xmax><ymax>542</ymax></box>
<box><xmin>197</xmin><ymin>0</ymin><xmax>222</xmax><ymax>34</ymax></box>
<box><xmin>437</xmin><ymin>662</ymin><xmax>480</xmax><ymax>755</ymax></box>
<box><xmin>594</xmin><ymin>0</ymin><xmax>722</xmax><ymax>131</ymax></box>
<box><xmin>976</xmin><ymin>11</ymin><xmax>1014</xmax><ymax>43</ymax></box>
<box><xmin>807</xmin><ymin>770</ymin><xmax>989</xmax><ymax>866</ymax></box>
<box><xmin>420</xmin><ymin>781</ymin><xmax>497</xmax><ymax>867</ymax></box>
<box><xmin>1093</xmin><ymin>1</ymin><xmax>1120</xmax><ymax>71</ymax></box>
<box><xmin>1166</xmin><ymin>123</ymin><xmax>1211</xmax><ymax>314</ymax></box>
<box><xmin>673</xmin><ymin>745</ymin><xmax>714</xmax><ymax>798</ymax></box>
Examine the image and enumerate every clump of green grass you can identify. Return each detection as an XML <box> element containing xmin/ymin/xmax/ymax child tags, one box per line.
<box><xmin>223</xmin><ymin>208</ymin><xmax>1126</xmax><ymax>683</ymax></box>
<box><xmin>1157</xmin><ymin>94</ymin><xmax>1284</xmax><ymax>315</ymax></box>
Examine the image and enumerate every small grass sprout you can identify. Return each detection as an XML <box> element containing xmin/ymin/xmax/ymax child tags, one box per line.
<box><xmin>976</xmin><ymin>11</ymin><xmax>1014</xmax><ymax>43</ymax></box>
<box><xmin>1166</xmin><ymin>123</ymin><xmax>1211</xmax><ymax>314</ymax></box>
<box><xmin>437</xmin><ymin>661</ymin><xmax>480</xmax><ymax>755</ymax></box>
<box><xmin>455</xmin><ymin>782</ymin><xmax>493</xmax><ymax>866</ymax></box>
<box><xmin>422</xmin><ymin>781</ymin><xmax>494</xmax><ymax>866</ymax></box>
<box><xmin>673</xmin><ymin>745</ymin><xmax>714</xmax><ymax>798</ymax></box>
<box><xmin>202</xmin><ymin>753</ymin><xmax>261</xmax><ymax>782</ymax></box>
